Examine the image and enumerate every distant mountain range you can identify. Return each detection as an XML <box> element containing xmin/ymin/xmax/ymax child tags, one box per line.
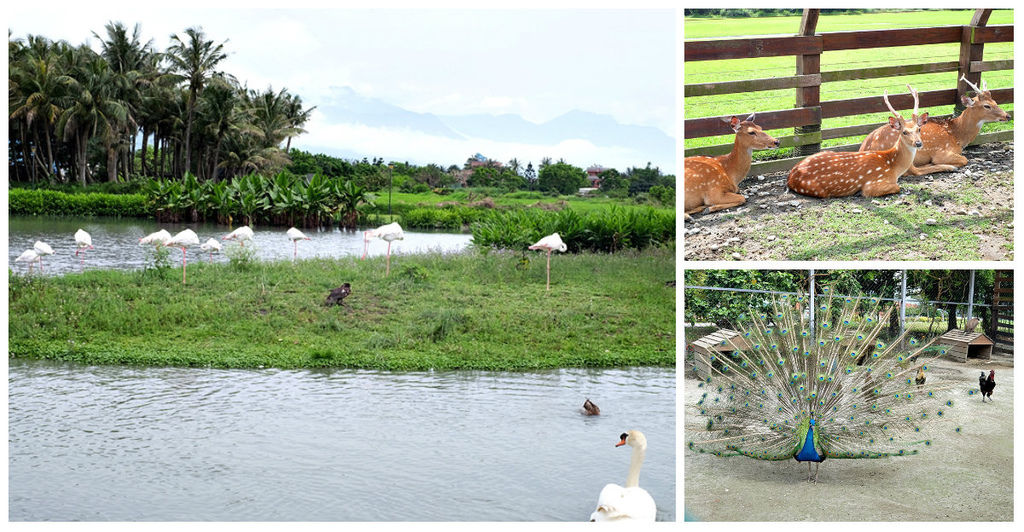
<box><xmin>309</xmin><ymin>86</ymin><xmax>673</xmax><ymax>169</ymax></box>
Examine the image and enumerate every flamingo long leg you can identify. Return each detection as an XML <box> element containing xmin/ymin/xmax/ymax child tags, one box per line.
<box><xmin>546</xmin><ymin>250</ymin><xmax>552</xmax><ymax>291</ymax></box>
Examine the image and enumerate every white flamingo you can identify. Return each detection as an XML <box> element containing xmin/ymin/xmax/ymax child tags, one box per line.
<box><xmin>200</xmin><ymin>238</ymin><xmax>222</xmax><ymax>261</ymax></box>
<box><xmin>223</xmin><ymin>225</ymin><xmax>254</xmax><ymax>246</ymax></box>
<box><xmin>372</xmin><ymin>222</ymin><xmax>404</xmax><ymax>276</ymax></box>
<box><xmin>286</xmin><ymin>227</ymin><xmax>310</xmax><ymax>260</ymax></box>
<box><xmin>528</xmin><ymin>232</ymin><xmax>567</xmax><ymax>291</ymax></box>
<box><xmin>139</xmin><ymin>229</ymin><xmax>172</xmax><ymax>247</ymax></box>
<box><xmin>74</xmin><ymin>229</ymin><xmax>93</xmax><ymax>271</ymax></box>
<box><xmin>33</xmin><ymin>241</ymin><xmax>54</xmax><ymax>272</ymax></box>
<box><xmin>15</xmin><ymin>249</ymin><xmax>41</xmax><ymax>274</ymax></box>
<box><xmin>164</xmin><ymin>229</ymin><xmax>200</xmax><ymax>284</ymax></box>
<box><xmin>590</xmin><ymin>430</ymin><xmax>657</xmax><ymax>522</ymax></box>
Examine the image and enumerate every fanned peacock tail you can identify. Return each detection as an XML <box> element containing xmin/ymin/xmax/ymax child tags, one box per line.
<box><xmin>689</xmin><ymin>289</ymin><xmax>969</xmax><ymax>462</ymax></box>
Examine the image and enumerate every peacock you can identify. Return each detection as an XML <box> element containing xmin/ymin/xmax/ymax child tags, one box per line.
<box><xmin>688</xmin><ymin>289</ymin><xmax>971</xmax><ymax>482</ymax></box>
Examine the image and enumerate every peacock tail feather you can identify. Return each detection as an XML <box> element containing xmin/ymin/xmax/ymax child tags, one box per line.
<box><xmin>689</xmin><ymin>289</ymin><xmax>969</xmax><ymax>462</ymax></box>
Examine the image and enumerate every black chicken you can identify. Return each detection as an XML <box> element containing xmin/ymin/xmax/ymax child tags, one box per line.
<box><xmin>325</xmin><ymin>283</ymin><xmax>351</xmax><ymax>306</ymax></box>
<box><xmin>979</xmin><ymin>370</ymin><xmax>996</xmax><ymax>402</ymax></box>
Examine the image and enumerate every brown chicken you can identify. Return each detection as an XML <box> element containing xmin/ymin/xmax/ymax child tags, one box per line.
<box><xmin>324</xmin><ymin>283</ymin><xmax>351</xmax><ymax>306</ymax></box>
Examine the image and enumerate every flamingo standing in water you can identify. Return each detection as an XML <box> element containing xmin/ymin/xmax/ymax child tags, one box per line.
<box><xmin>372</xmin><ymin>222</ymin><xmax>404</xmax><ymax>276</ymax></box>
<box><xmin>33</xmin><ymin>241</ymin><xmax>54</xmax><ymax>272</ymax></box>
<box><xmin>139</xmin><ymin>229</ymin><xmax>172</xmax><ymax>247</ymax></box>
<box><xmin>223</xmin><ymin>225</ymin><xmax>254</xmax><ymax>246</ymax></box>
<box><xmin>164</xmin><ymin>229</ymin><xmax>200</xmax><ymax>284</ymax></box>
<box><xmin>200</xmin><ymin>238</ymin><xmax>222</xmax><ymax>261</ymax></box>
<box><xmin>74</xmin><ymin>229</ymin><xmax>93</xmax><ymax>271</ymax></box>
<box><xmin>15</xmin><ymin>249</ymin><xmax>41</xmax><ymax>274</ymax></box>
<box><xmin>529</xmin><ymin>232</ymin><xmax>567</xmax><ymax>291</ymax></box>
<box><xmin>286</xmin><ymin>227</ymin><xmax>310</xmax><ymax>260</ymax></box>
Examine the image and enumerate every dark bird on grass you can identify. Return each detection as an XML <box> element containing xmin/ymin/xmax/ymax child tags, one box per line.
<box><xmin>979</xmin><ymin>370</ymin><xmax>996</xmax><ymax>402</ymax></box>
<box><xmin>583</xmin><ymin>398</ymin><xmax>601</xmax><ymax>416</ymax></box>
<box><xmin>916</xmin><ymin>365</ymin><xmax>927</xmax><ymax>386</ymax></box>
<box><xmin>963</xmin><ymin>318</ymin><xmax>980</xmax><ymax>333</ymax></box>
<box><xmin>325</xmin><ymin>283</ymin><xmax>352</xmax><ymax>306</ymax></box>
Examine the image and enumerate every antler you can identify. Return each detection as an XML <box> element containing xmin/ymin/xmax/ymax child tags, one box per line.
<box><xmin>882</xmin><ymin>89</ymin><xmax>902</xmax><ymax>119</ymax></box>
<box><xmin>906</xmin><ymin>84</ymin><xmax>919</xmax><ymax>118</ymax></box>
<box><xmin>746</xmin><ymin>112</ymin><xmax>756</xmax><ymax>123</ymax></box>
<box><xmin>960</xmin><ymin>73</ymin><xmax>983</xmax><ymax>95</ymax></box>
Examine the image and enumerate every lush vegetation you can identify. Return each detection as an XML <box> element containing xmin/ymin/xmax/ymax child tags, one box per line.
<box><xmin>683</xmin><ymin>269</ymin><xmax>995</xmax><ymax>334</ymax></box>
<box><xmin>684</xmin><ymin>9</ymin><xmax>1014</xmax><ymax>157</ymax></box>
<box><xmin>8</xmin><ymin>250</ymin><xmax>675</xmax><ymax>370</ymax></box>
<box><xmin>10</xmin><ymin>24</ymin><xmax>313</xmax><ymax>186</ymax></box>
<box><xmin>471</xmin><ymin>207</ymin><xmax>675</xmax><ymax>253</ymax></box>
<box><xmin>10</xmin><ymin>188</ymin><xmax>148</xmax><ymax>217</ymax></box>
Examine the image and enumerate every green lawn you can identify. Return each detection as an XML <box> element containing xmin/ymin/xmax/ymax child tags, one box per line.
<box><xmin>684</xmin><ymin>9</ymin><xmax>1014</xmax><ymax>154</ymax></box>
<box><xmin>8</xmin><ymin>249</ymin><xmax>675</xmax><ymax>370</ymax></box>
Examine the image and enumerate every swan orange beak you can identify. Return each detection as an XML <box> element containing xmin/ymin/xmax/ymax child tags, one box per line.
<box><xmin>616</xmin><ymin>437</ymin><xmax>627</xmax><ymax>447</ymax></box>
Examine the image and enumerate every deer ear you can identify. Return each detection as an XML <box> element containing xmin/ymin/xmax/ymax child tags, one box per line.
<box><xmin>730</xmin><ymin>116</ymin><xmax>741</xmax><ymax>131</ymax></box>
<box><xmin>888</xmin><ymin>116</ymin><xmax>901</xmax><ymax>130</ymax></box>
<box><xmin>917</xmin><ymin>112</ymin><xmax>928</xmax><ymax>126</ymax></box>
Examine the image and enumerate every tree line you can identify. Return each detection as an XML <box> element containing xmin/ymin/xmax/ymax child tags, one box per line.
<box><xmin>9</xmin><ymin>22</ymin><xmax>675</xmax><ymax>203</ymax></box>
<box><xmin>684</xmin><ymin>270</ymin><xmax>996</xmax><ymax>335</ymax></box>
<box><xmin>9</xmin><ymin>22</ymin><xmax>313</xmax><ymax>186</ymax></box>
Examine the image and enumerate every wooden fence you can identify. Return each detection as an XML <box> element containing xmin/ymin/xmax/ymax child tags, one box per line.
<box><xmin>684</xmin><ymin>9</ymin><xmax>1014</xmax><ymax>174</ymax></box>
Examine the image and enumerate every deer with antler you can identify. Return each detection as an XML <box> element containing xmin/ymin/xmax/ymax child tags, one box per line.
<box><xmin>859</xmin><ymin>75</ymin><xmax>1010</xmax><ymax>176</ymax></box>
<box><xmin>788</xmin><ymin>85</ymin><xmax>947</xmax><ymax>198</ymax></box>
<box><xmin>684</xmin><ymin>114</ymin><xmax>780</xmax><ymax>215</ymax></box>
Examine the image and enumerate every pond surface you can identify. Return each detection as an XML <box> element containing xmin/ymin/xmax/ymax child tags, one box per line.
<box><xmin>8</xmin><ymin>360</ymin><xmax>675</xmax><ymax>521</ymax></box>
<box><xmin>8</xmin><ymin>216</ymin><xmax>473</xmax><ymax>276</ymax></box>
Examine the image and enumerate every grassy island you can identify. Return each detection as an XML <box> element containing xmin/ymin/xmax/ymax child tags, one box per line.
<box><xmin>9</xmin><ymin>249</ymin><xmax>675</xmax><ymax>371</ymax></box>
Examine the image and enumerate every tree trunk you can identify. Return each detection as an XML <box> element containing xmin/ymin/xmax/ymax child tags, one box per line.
<box><xmin>107</xmin><ymin>142</ymin><xmax>118</xmax><ymax>183</ymax></box>
<box><xmin>77</xmin><ymin>133</ymin><xmax>88</xmax><ymax>187</ymax></box>
<box><xmin>140</xmin><ymin>127</ymin><xmax>150</xmax><ymax>177</ymax></box>
<box><xmin>183</xmin><ymin>88</ymin><xmax>197</xmax><ymax>177</ymax></box>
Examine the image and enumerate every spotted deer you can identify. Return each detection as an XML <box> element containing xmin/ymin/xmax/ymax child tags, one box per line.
<box><xmin>859</xmin><ymin>75</ymin><xmax>1010</xmax><ymax>176</ymax></box>
<box><xmin>684</xmin><ymin>114</ymin><xmax>780</xmax><ymax>215</ymax></box>
<box><xmin>788</xmin><ymin>85</ymin><xmax>947</xmax><ymax>198</ymax></box>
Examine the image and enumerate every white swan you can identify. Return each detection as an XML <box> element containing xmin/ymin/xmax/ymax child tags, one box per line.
<box><xmin>590</xmin><ymin>430</ymin><xmax>657</xmax><ymax>522</ymax></box>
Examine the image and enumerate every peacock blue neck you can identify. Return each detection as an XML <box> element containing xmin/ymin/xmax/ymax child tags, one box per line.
<box><xmin>795</xmin><ymin>418</ymin><xmax>824</xmax><ymax>462</ymax></box>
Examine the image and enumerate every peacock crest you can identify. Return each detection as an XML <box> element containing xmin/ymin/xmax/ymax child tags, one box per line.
<box><xmin>689</xmin><ymin>289</ymin><xmax>969</xmax><ymax>477</ymax></box>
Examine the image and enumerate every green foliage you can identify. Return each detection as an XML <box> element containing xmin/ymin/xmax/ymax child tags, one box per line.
<box><xmin>9</xmin><ymin>188</ymin><xmax>148</xmax><ymax>217</ymax></box>
<box><xmin>471</xmin><ymin>206</ymin><xmax>675</xmax><ymax>253</ymax></box>
<box><xmin>538</xmin><ymin>162</ymin><xmax>588</xmax><ymax>195</ymax></box>
<box><xmin>7</xmin><ymin>250</ymin><xmax>675</xmax><ymax>370</ymax></box>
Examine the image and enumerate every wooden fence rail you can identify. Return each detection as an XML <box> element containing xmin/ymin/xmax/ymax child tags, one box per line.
<box><xmin>683</xmin><ymin>9</ymin><xmax>1014</xmax><ymax>174</ymax></box>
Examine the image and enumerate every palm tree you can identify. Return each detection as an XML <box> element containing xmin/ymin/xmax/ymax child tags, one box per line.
<box><xmin>9</xmin><ymin>44</ymin><xmax>72</xmax><ymax>183</ymax></box>
<box><xmin>166</xmin><ymin>26</ymin><xmax>227</xmax><ymax>178</ymax></box>
<box><xmin>282</xmin><ymin>92</ymin><xmax>314</xmax><ymax>154</ymax></box>
<box><xmin>196</xmin><ymin>75</ymin><xmax>240</xmax><ymax>181</ymax></box>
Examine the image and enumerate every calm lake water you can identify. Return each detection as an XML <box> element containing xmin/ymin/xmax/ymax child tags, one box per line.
<box><xmin>8</xmin><ymin>360</ymin><xmax>675</xmax><ymax>521</ymax></box>
<box><xmin>8</xmin><ymin>216</ymin><xmax>473</xmax><ymax>275</ymax></box>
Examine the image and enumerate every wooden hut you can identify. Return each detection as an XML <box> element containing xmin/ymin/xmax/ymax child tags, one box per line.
<box><xmin>939</xmin><ymin>329</ymin><xmax>994</xmax><ymax>362</ymax></box>
<box><xmin>690</xmin><ymin>328</ymin><xmax>751</xmax><ymax>379</ymax></box>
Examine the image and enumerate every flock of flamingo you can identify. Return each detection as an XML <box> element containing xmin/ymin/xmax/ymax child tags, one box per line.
<box><xmin>14</xmin><ymin>223</ymin><xmax>569</xmax><ymax>289</ymax></box>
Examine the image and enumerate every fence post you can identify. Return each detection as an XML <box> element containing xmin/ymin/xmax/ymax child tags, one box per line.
<box><xmin>955</xmin><ymin>9</ymin><xmax>993</xmax><ymax>116</ymax></box>
<box><xmin>899</xmin><ymin>270</ymin><xmax>907</xmax><ymax>338</ymax></box>
<box><xmin>967</xmin><ymin>270</ymin><xmax>976</xmax><ymax>321</ymax></box>
<box><xmin>794</xmin><ymin>9</ymin><xmax>822</xmax><ymax>157</ymax></box>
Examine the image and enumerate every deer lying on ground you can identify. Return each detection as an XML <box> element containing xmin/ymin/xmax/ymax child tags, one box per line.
<box><xmin>684</xmin><ymin>114</ymin><xmax>780</xmax><ymax>216</ymax></box>
<box><xmin>859</xmin><ymin>75</ymin><xmax>1010</xmax><ymax>176</ymax></box>
<box><xmin>788</xmin><ymin>85</ymin><xmax>954</xmax><ymax>198</ymax></box>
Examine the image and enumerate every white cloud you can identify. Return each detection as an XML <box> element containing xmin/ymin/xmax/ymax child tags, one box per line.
<box><xmin>297</xmin><ymin>113</ymin><xmax>671</xmax><ymax>173</ymax></box>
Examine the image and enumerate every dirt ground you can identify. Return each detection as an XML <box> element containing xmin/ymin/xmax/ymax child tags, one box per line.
<box><xmin>684</xmin><ymin>142</ymin><xmax>1014</xmax><ymax>261</ymax></box>
<box><xmin>683</xmin><ymin>358</ymin><xmax>1014</xmax><ymax>521</ymax></box>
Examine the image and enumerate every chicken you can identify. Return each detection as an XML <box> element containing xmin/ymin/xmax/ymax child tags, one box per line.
<box><xmin>915</xmin><ymin>366</ymin><xmax>926</xmax><ymax>386</ymax></box>
<box><xmin>979</xmin><ymin>370</ymin><xmax>996</xmax><ymax>402</ymax></box>
<box><xmin>325</xmin><ymin>283</ymin><xmax>351</xmax><ymax>306</ymax></box>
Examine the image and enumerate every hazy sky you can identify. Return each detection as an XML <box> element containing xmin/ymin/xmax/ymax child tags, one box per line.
<box><xmin>9</xmin><ymin>6</ymin><xmax>676</xmax><ymax>171</ymax></box>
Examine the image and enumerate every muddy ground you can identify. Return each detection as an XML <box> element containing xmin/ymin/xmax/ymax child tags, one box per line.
<box><xmin>683</xmin><ymin>358</ymin><xmax>1013</xmax><ymax>521</ymax></box>
<box><xmin>684</xmin><ymin>142</ymin><xmax>1014</xmax><ymax>261</ymax></box>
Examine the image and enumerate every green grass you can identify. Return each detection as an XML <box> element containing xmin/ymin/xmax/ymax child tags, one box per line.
<box><xmin>8</xmin><ymin>250</ymin><xmax>675</xmax><ymax>370</ymax></box>
<box><xmin>376</xmin><ymin>189</ymin><xmax>673</xmax><ymax>214</ymax></box>
<box><xmin>684</xmin><ymin>9</ymin><xmax>1014</xmax><ymax>155</ymax></box>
